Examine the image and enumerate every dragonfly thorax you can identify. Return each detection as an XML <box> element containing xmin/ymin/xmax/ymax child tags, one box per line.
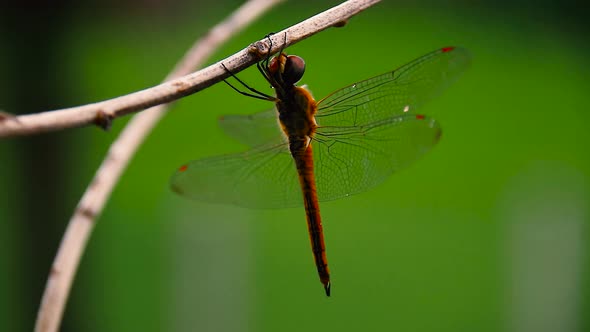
<box><xmin>276</xmin><ymin>85</ymin><xmax>318</xmax><ymax>140</ymax></box>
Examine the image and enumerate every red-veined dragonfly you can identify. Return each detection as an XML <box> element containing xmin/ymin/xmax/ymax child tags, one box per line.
<box><xmin>171</xmin><ymin>46</ymin><xmax>470</xmax><ymax>296</ymax></box>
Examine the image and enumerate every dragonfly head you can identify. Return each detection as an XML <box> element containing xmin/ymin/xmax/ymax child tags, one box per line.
<box><xmin>269</xmin><ymin>53</ymin><xmax>306</xmax><ymax>86</ymax></box>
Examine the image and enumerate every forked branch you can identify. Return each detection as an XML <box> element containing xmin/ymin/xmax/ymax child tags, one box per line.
<box><xmin>33</xmin><ymin>1</ymin><xmax>382</xmax><ymax>332</ymax></box>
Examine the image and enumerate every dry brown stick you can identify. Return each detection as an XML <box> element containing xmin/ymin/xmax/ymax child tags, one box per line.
<box><xmin>33</xmin><ymin>1</ymin><xmax>284</xmax><ymax>331</ymax></box>
<box><xmin>0</xmin><ymin>0</ymin><xmax>380</xmax><ymax>138</ymax></box>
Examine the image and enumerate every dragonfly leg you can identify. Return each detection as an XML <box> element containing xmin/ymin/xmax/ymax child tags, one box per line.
<box><xmin>221</xmin><ymin>63</ymin><xmax>276</xmax><ymax>101</ymax></box>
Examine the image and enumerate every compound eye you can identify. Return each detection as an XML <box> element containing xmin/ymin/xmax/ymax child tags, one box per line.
<box><xmin>283</xmin><ymin>55</ymin><xmax>305</xmax><ymax>85</ymax></box>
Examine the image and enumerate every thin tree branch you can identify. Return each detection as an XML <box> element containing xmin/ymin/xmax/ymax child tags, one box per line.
<box><xmin>33</xmin><ymin>1</ymin><xmax>284</xmax><ymax>332</ymax></box>
<box><xmin>0</xmin><ymin>0</ymin><xmax>380</xmax><ymax>138</ymax></box>
<box><xmin>34</xmin><ymin>1</ymin><xmax>381</xmax><ymax>331</ymax></box>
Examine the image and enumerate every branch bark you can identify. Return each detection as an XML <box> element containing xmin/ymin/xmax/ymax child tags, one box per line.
<box><xmin>0</xmin><ymin>0</ymin><xmax>380</xmax><ymax>138</ymax></box>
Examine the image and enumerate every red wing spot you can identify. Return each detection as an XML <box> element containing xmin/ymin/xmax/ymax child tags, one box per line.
<box><xmin>441</xmin><ymin>46</ymin><xmax>455</xmax><ymax>53</ymax></box>
<box><xmin>178</xmin><ymin>164</ymin><xmax>188</xmax><ymax>172</ymax></box>
<box><xmin>416</xmin><ymin>114</ymin><xmax>426</xmax><ymax>120</ymax></box>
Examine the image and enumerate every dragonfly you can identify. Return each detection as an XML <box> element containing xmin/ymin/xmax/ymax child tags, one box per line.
<box><xmin>171</xmin><ymin>45</ymin><xmax>470</xmax><ymax>296</ymax></box>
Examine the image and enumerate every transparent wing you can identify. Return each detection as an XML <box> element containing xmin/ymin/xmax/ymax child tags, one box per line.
<box><xmin>172</xmin><ymin>114</ymin><xmax>441</xmax><ymax>208</ymax></box>
<box><xmin>170</xmin><ymin>139</ymin><xmax>303</xmax><ymax>208</ymax></box>
<box><xmin>218</xmin><ymin>109</ymin><xmax>281</xmax><ymax>147</ymax></box>
<box><xmin>174</xmin><ymin>47</ymin><xmax>469</xmax><ymax>208</ymax></box>
<box><xmin>313</xmin><ymin>114</ymin><xmax>441</xmax><ymax>202</ymax></box>
<box><xmin>315</xmin><ymin>46</ymin><xmax>471</xmax><ymax>126</ymax></box>
<box><xmin>218</xmin><ymin>47</ymin><xmax>470</xmax><ymax>144</ymax></box>
<box><xmin>307</xmin><ymin>46</ymin><xmax>469</xmax><ymax>200</ymax></box>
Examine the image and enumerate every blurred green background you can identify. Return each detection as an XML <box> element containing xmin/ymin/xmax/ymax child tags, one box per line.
<box><xmin>1</xmin><ymin>0</ymin><xmax>589</xmax><ymax>331</ymax></box>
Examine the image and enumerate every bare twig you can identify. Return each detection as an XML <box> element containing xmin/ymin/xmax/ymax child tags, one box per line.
<box><xmin>33</xmin><ymin>1</ymin><xmax>284</xmax><ymax>331</ymax></box>
<box><xmin>0</xmin><ymin>0</ymin><xmax>380</xmax><ymax>138</ymax></box>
